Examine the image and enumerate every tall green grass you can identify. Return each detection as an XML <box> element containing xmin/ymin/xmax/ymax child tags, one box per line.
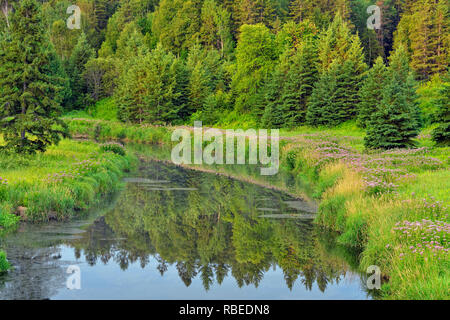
<box><xmin>277</xmin><ymin>126</ymin><xmax>449</xmax><ymax>300</ymax></box>
<box><xmin>0</xmin><ymin>139</ymin><xmax>136</xmax><ymax>224</ymax></box>
<box><xmin>65</xmin><ymin>118</ymin><xmax>172</xmax><ymax>145</ymax></box>
<box><xmin>0</xmin><ymin>251</ymin><xmax>10</xmax><ymax>273</ymax></box>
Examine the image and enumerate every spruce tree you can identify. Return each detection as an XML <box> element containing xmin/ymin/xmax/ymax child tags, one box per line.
<box><xmin>432</xmin><ymin>71</ymin><xmax>450</xmax><ymax>146</ymax></box>
<box><xmin>364</xmin><ymin>46</ymin><xmax>421</xmax><ymax>149</ymax></box>
<box><xmin>262</xmin><ymin>38</ymin><xmax>318</xmax><ymax>128</ymax></box>
<box><xmin>307</xmin><ymin>13</ymin><xmax>367</xmax><ymax>126</ymax></box>
<box><xmin>66</xmin><ymin>32</ymin><xmax>95</xmax><ymax>109</ymax></box>
<box><xmin>0</xmin><ymin>0</ymin><xmax>68</xmax><ymax>154</ymax></box>
<box><xmin>357</xmin><ymin>57</ymin><xmax>387</xmax><ymax>128</ymax></box>
<box><xmin>261</xmin><ymin>66</ymin><xmax>285</xmax><ymax>128</ymax></box>
<box><xmin>394</xmin><ymin>0</ymin><xmax>449</xmax><ymax>79</ymax></box>
<box><xmin>115</xmin><ymin>44</ymin><xmax>181</xmax><ymax>125</ymax></box>
<box><xmin>306</xmin><ymin>62</ymin><xmax>340</xmax><ymax>126</ymax></box>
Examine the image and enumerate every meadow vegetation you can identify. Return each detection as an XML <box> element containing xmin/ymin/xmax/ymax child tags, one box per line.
<box><xmin>0</xmin><ymin>0</ymin><xmax>448</xmax><ymax>299</ymax></box>
<box><xmin>0</xmin><ymin>138</ymin><xmax>136</xmax><ymax>269</ymax></box>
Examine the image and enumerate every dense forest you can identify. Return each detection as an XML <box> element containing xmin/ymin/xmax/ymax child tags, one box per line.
<box><xmin>0</xmin><ymin>0</ymin><xmax>449</xmax><ymax>152</ymax></box>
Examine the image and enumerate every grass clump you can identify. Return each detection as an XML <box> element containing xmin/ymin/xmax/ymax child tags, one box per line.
<box><xmin>0</xmin><ymin>139</ymin><xmax>136</xmax><ymax>223</ymax></box>
<box><xmin>0</xmin><ymin>251</ymin><xmax>10</xmax><ymax>273</ymax></box>
<box><xmin>100</xmin><ymin>142</ymin><xmax>126</xmax><ymax>156</ymax></box>
<box><xmin>65</xmin><ymin>118</ymin><xmax>172</xmax><ymax>145</ymax></box>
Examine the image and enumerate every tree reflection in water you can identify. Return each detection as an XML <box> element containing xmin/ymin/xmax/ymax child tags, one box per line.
<box><xmin>65</xmin><ymin>160</ymin><xmax>363</xmax><ymax>293</ymax></box>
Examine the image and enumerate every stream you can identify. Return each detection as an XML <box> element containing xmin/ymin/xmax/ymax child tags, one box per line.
<box><xmin>0</xmin><ymin>147</ymin><xmax>375</xmax><ymax>300</ymax></box>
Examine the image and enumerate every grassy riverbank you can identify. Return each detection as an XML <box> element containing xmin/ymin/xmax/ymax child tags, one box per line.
<box><xmin>67</xmin><ymin>117</ymin><xmax>449</xmax><ymax>299</ymax></box>
<box><xmin>0</xmin><ymin>138</ymin><xmax>136</xmax><ymax>271</ymax></box>
<box><xmin>0</xmin><ymin>138</ymin><xmax>137</xmax><ymax>269</ymax></box>
<box><xmin>278</xmin><ymin>126</ymin><xmax>449</xmax><ymax>299</ymax></box>
<box><xmin>65</xmin><ymin>117</ymin><xmax>172</xmax><ymax>145</ymax></box>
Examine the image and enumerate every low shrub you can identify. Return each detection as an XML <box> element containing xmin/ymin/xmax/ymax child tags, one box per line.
<box><xmin>100</xmin><ymin>142</ymin><xmax>126</xmax><ymax>156</ymax></box>
<box><xmin>0</xmin><ymin>251</ymin><xmax>10</xmax><ymax>273</ymax></box>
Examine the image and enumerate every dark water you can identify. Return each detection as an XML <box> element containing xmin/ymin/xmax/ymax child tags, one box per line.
<box><xmin>0</xmin><ymin>159</ymin><xmax>374</xmax><ymax>300</ymax></box>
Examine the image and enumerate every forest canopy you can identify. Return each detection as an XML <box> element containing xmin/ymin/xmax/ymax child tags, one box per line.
<box><xmin>0</xmin><ymin>0</ymin><xmax>449</xmax><ymax>151</ymax></box>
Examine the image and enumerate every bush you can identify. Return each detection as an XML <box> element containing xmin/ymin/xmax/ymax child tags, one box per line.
<box><xmin>100</xmin><ymin>142</ymin><xmax>126</xmax><ymax>156</ymax></box>
<box><xmin>0</xmin><ymin>251</ymin><xmax>10</xmax><ymax>273</ymax></box>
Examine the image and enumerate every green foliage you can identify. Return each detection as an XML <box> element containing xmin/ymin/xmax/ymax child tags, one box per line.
<box><xmin>262</xmin><ymin>37</ymin><xmax>318</xmax><ymax>128</ymax></box>
<box><xmin>0</xmin><ymin>0</ymin><xmax>69</xmax><ymax>154</ymax></box>
<box><xmin>432</xmin><ymin>71</ymin><xmax>450</xmax><ymax>146</ymax></box>
<box><xmin>115</xmin><ymin>44</ymin><xmax>183</xmax><ymax>124</ymax></box>
<box><xmin>151</xmin><ymin>0</ymin><xmax>203</xmax><ymax>56</ymax></box>
<box><xmin>100</xmin><ymin>142</ymin><xmax>126</xmax><ymax>156</ymax></box>
<box><xmin>231</xmin><ymin>23</ymin><xmax>278</xmax><ymax>119</ymax></box>
<box><xmin>364</xmin><ymin>46</ymin><xmax>421</xmax><ymax>149</ymax></box>
<box><xmin>88</xmin><ymin>98</ymin><xmax>118</xmax><ymax>121</ymax></box>
<box><xmin>83</xmin><ymin>57</ymin><xmax>119</xmax><ymax>102</ymax></box>
<box><xmin>357</xmin><ymin>57</ymin><xmax>387</xmax><ymax>128</ymax></box>
<box><xmin>66</xmin><ymin>32</ymin><xmax>95</xmax><ymax>108</ymax></box>
<box><xmin>417</xmin><ymin>74</ymin><xmax>446</xmax><ymax>126</ymax></box>
<box><xmin>394</xmin><ymin>0</ymin><xmax>449</xmax><ymax>79</ymax></box>
<box><xmin>306</xmin><ymin>66</ymin><xmax>339</xmax><ymax>127</ymax></box>
<box><xmin>199</xmin><ymin>0</ymin><xmax>234</xmax><ymax>57</ymax></box>
<box><xmin>0</xmin><ymin>251</ymin><xmax>10</xmax><ymax>273</ymax></box>
<box><xmin>306</xmin><ymin>13</ymin><xmax>367</xmax><ymax>127</ymax></box>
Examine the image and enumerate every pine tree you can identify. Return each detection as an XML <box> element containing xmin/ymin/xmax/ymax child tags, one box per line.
<box><xmin>234</xmin><ymin>0</ymin><xmax>279</xmax><ymax>29</ymax></box>
<box><xmin>151</xmin><ymin>0</ymin><xmax>203</xmax><ymax>56</ymax></box>
<box><xmin>261</xmin><ymin>66</ymin><xmax>285</xmax><ymax>128</ymax></box>
<box><xmin>115</xmin><ymin>44</ymin><xmax>181</xmax><ymax>124</ymax></box>
<box><xmin>394</xmin><ymin>0</ymin><xmax>449</xmax><ymax>79</ymax></box>
<box><xmin>432</xmin><ymin>71</ymin><xmax>450</xmax><ymax>146</ymax></box>
<box><xmin>306</xmin><ymin>62</ymin><xmax>340</xmax><ymax>126</ymax></box>
<box><xmin>66</xmin><ymin>32</ymin><xmax>95</xmax><ymax>109</ymax></box>
<box><xmin>231</xmin><ymin>23</ymin><xmax>278</xmax><ymax>116</ymax></box>
<box><xmin>307</xmin><ymin>15</ymin><xmax>367</xmax><ymax>126</ymax></box>
<box><xmin>262</xmin><ymin>38</ymin><xmax>318</xmax><ymax>128</ymax></box>
<box><xmin>200</xmin><ymin>0</ymin><xmax>233</xmax><ymax>57</ymax></box>
<box><xmin>358</xmin><ymin>56</ymin><xmax>387</xmax><ymax>128</ymax></box>
<box><xmin>364</xmin><ymin>45</ymin><xmax>421</xmax><ymax>149</ymax></box>
<box><xmin>0</xmin><ymin>0</ymin><xmax>68</xmax><ymax>154</ymax></box>
<box><xmin>187</xmin><ymin>51</ymin><xmax>211</xmax><ymax>114</ymax></box>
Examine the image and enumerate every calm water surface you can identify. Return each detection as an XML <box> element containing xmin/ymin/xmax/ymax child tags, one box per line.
<box><xmin>0</xmin><ymin>157</ymin><xmax>374</xmax><ymax>300</ymax></box>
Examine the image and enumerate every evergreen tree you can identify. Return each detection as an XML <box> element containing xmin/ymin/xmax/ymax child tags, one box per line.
<box><xmin>262</xmin><ymin>38</ymin><xmax>318</xmax><ymax>128</ymax></box>
<box><xmin>306</xmin><ymin>62</ymin><xmax>340</xmax><ymax>126</ymax></box>
<box><xmin>357</xmin><ymin>56</ymin><xmax>387</xmax><ymax>128</ymax></box>
<box><xmin>261</xmin><ymin>65</ymin><xmax>285</xmax><ymax>128</ymax></box>
<box><xmin>186</xmin><ymin>46</ymin><xmax>213</xmax><ymax>114</ymax></box>
<box><xmin>231</xmin><ymin>23</ymin><xmax>278</xmax><ymax>117</ymax></box>
<box><xmin>307</xmin><ymin>14</ymin><xmax>367</xmax><ymax>126</ymax></box>
<box><xmin>364</xmin><ymin>45</ymin><xmax>421</xmax><ymax>149</ymax></box>
<box><xmin>0</xmin><ymin>0</ymin><xmax>68</xmax><ymax>154</ymax></box>
<box><xmin>394</xmin><ymin>0</ymin><xmax>449</xmax><ymax>79</ymax></box>
<box><xmin>233</xmin><ymin>0</ymin><xmax>280</xmax><ymax>29</ymax></box>
<box><xmin>115</xmin><ymin>44</ymin><xmax>181</xmax><ymax>124</ymax></box>
<box><xmin>432</xmin><ymin>71</ymin><xmax>450</xmax><ymax>146</ymax></box>
<box><xmin>152</xmin><ymin>0</ymin><xmax>203</xmax><ymax>56</ymax></box>
<box><xmin>200</xmin><ymin>0</ymin><xmax>233</xmax><ymax>57</ymax></box>
<box><xmin>66</xmin><ymin>32</ymin><xmax>95</xmax><ymax>109</ymax></box>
